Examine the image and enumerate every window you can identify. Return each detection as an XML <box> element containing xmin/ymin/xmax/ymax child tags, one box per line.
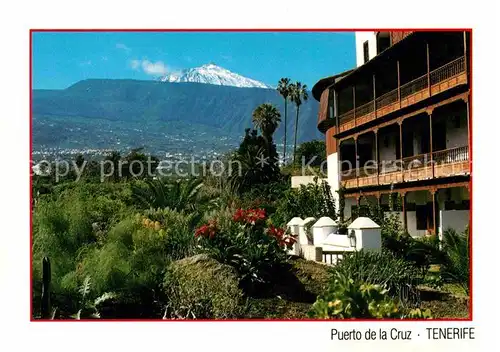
<box><xmin>363</xmin><ymin>41</ymin><xmax>369</xmax><ymax>63</ymax></box>
<box><xmin>376</xmin><ymin>32</ymin><xmax>391</xmax><ymax>54</ymax></box>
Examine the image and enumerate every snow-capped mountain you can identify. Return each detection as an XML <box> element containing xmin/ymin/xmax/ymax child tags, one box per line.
<box><xmin>160</xmin><ymin>63</ymin><xmax>272</xmax><ymax>89</ymax></box>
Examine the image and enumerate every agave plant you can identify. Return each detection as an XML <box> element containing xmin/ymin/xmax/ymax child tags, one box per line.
<box><xmin>71</xmin><ymin>276</ymin><xmax>116</xmax><ymax>319</ymax></box>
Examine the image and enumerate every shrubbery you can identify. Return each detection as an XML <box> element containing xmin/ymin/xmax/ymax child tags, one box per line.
<box><xmin>330</xmin><ymin>251</ymin><xmax>422</xmax><ymax>300</ymax></box>
<box><xmin>195</xmin><ymin>207</ymin><xmax>295</xmax><ymax>293</ymax></box>
<box><xmin>309</xmin><ymin>271</ymin><xmax>432</xmax><ymax>319</ymax></box>
<box><xmin>271</xmin><ymin>179</ymin><xmax>336</xmax><ymax>227</ymax></box>
<box><xmin>164</xmin><ymin>254</ymin><xmax>244</xmax><ymax>319</ymax></box>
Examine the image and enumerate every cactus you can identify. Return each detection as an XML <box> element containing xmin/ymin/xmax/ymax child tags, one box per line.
<box><xmin>41</xmin><ymin>257</ymin><xmax>51</xmax><ymax>319</ymax></box>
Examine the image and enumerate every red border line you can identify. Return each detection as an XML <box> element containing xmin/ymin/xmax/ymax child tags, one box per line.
<box><xmin>29</xmin><ymin>28</ymin><xmax>473</xmax><ymax>322</ymax></box>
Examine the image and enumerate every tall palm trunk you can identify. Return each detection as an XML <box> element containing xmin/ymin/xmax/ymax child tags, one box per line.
<box><xmin>283</xmin><ymin>98</ymin><xmax>287</xmax><ymax>162</ymax></box>
<box><xmin>293</xmin><ymin>105</ymin><xmax>300</xmax><ymax>163</ymax></box>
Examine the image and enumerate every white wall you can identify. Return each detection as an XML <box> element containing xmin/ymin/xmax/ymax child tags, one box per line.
<box><xmin>439</xmin><ymin>210</ymin><xmax>469</xmax><ymax>241</ymax></box>
<box><xmin>327</xmin><ymin>152</ymin><xmax>340</xmax><ymax>204</ymax></box>
<box><xmin>355</xmin><ymin>32</ymin><xmax>377</xmax><ymax>67</ymax></box>
<box><xmin>445</xmin><ymin>113</ymin><xmax>468</xmax><ymax>149</ymax></box>
<box><xmin>290</xmin><ymin>176</ymin><xmax>327</xmax><ymax>188</ymax></box>
<box><xmin>379</xmin><ymin>133</ymin><xmax>398</xmax><ymax>162</ymax></box>
<box><xmin>344</xmin><ymin>197</ymin><xmax>357</xmax><ymax>220</ymax></box>
<box><xmin>384</xmin><ymin>211</ymin><xmax>427</xmax><ymax>238</ymax></box>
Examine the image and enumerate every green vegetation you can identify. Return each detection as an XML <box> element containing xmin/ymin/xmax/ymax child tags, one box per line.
<box><xmin>32</xmin><ymin>86</ymin><xmax>470</xmax><ymax>320</ymax></box>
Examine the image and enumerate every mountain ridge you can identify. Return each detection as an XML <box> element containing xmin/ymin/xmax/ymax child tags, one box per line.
<box><xmin>32</xmin><ymin>78</ymin><xmax>321</xmax><ymax>157</ymax></box>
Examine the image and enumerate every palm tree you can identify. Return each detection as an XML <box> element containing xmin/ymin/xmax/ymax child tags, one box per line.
<box><xmin>290</xmin><ymin>82</ymin><xmax>309</xmax><ymax>163</ymax></box>
<box><xmin>276</xmin><ymin>78</ymin><xmax>291</xmax><ymax>162</ymax></box>
<box><xmin>251</xmin><ymin>103</ymin><xmax>281</xmax><ymax>152</ymax></box>
<box><xmin>132</xmin><ymin>177</ymin><xmax>212</xmax><ymax>212</ymax></box>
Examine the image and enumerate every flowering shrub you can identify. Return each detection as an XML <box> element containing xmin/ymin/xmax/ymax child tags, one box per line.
<box><xmin>194</xmin><ymin>220</ymin><xmax>218</xmax><ymax>239</ymax></box>
<box><xmin>267</xmin><ymin>225</ymin><xmax>296</xmax><ymax>249</ymax></box>
<box><xmin>232</xmin><ymin>208</ymin><xmax>266</xmax><ymax>225</ymax></box>
<box><xmin>195</xmin><ymin>208</ymin><xmax>293</xmax><ymax>293</ymax></box>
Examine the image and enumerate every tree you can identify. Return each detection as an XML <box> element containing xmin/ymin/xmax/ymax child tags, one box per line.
<box><xmin>290</xmin><ymin>82</ymin><xmax>309</xmax><ymax>163</ymax></box>
<box><xmin>276</xmin><ymin>78</ymin><xmax>292</xmax><ymax>162</ymax></box>
<box><xmin>251</xmin><ymin>103</ymin><xmax>281</xmax><ymax>155</ymax></box>
<box><xmin>294</xmin><ymin>140</ymin><xmax>326</xmax><ymax>167</ymax></box>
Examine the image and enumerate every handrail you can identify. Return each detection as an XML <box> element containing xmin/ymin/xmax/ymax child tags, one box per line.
<box><xmin>430</xmin><ymin>56</ymin><xmax>465</xmax><ymax>85</ymax></box>
<box><xmin>337</xmin><ymin>56</ymin><xmax>467</xmax><ymax>128</ymax></box>
<box><xmin>354</xmin><ymin>100</ymin><xmax>374</xmax><ymax>117</ymax></box>
<box><xmin>378</xmin><ymin>160</ymin><xmax>402</xmax><ymax>174</ymax></box>
<box><xmin>432</xmin><ymin>145</ymin><xmax>468</xmax><ymax>164</ymax></box>
<box><xmin>401</xmin><ymin>152</ymin><xmax>432</xmax><ymax>170</ymax></box>
<box><xmin>375</xmin><ymin>89</ymin><xmax>398</xmax><ymax>109</ymax></box>
<box><xmin>400</xmin><ymin>74</ymin><xmax>428</xmax><ymax>99</ymax></box>
<box><xmin>339</xmin><ymin>110</ymin><xmax>355</xmax><ymax>123</ymax></box>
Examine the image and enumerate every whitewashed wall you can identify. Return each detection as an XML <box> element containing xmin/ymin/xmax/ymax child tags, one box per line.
<box><xmin>378</xmin><ymin>133</ymin><xmax>398</xmax><ymax>162</ymax></box>
<box><xmin>445</xmin><ymin>112</ymin><xmax>468</xmax><ymax>149</ymax></box>
<box><xmin>327</xmin><ymin>152</ymin><xmax>340</xmax><ymax>205</ymax></box>
<box><xmin>355</xmin><ymin>32</ymin><xmax>377</xmax><ymax>67</ymax></box>
<box><xmin>290</xmin><ymin>176</ymin><xmax>327</xmax><ymax>188</ymax></box>
<box><xmin>439</xmin><ymin>210</ymin><xmax>470</xmax><ymax>240</ymax></box>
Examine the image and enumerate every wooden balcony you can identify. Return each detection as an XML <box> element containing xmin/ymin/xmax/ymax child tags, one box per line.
<box><xmin>338</xmin><ymin>56</ymin><xmax>467</xmax><ymax>134</ymax></box>
<box><xmin>340</xmin><ymin>145</ymin><xmax>469</xmax><ymax>189</ymax></box>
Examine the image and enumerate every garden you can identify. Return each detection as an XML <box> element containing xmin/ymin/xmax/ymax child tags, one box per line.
<box><xmin>32</xmin><ymin>98</ymin><xmax>470</xmax><ymax>320</ymax></box>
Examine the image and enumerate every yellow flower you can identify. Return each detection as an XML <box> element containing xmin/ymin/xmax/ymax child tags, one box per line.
<box><xmin>154</xmin><ymin>221</ymin><xmax>161</xmax><ymax>231</ymax></box>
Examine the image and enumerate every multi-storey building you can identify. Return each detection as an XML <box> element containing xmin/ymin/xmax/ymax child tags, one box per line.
<box><xmin>312</xmin><ymin>31</ymin><xmax>471</xmax><ymax>238</ymax></box>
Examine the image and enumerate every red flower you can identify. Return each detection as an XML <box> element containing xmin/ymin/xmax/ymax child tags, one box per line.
<box><xmin>232</xmin><ymin>208</ymin><xmax>267</xmax><ymax>225</ymax></box>
<box><xmin>195</xmin><ymin>220</ymin><xmax>218</xmax><ymax>239</ymax></box>
<box><xmin>267</xmin><ymin>225</ymin><xmax>296</xmax><ymax>248</ymax></box>
<box><xmin>232</xmin><ymin>208</ymin><xmax>246</xmax><ymax>223</ymax></box>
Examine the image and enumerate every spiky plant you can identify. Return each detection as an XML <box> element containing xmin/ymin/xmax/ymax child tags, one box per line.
<box><xmin>440</xmin><ymin>227</ymin><xmax>470</xmax><ymax>295</ymax></box>
<box><xmin>132</xmin><ymin>177</ymin><xmax>213</xmax><ymax>212</ymax></box>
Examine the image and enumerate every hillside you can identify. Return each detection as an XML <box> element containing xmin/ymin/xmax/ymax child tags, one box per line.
<box><xmin>32</xmin><ymin>79</ymin><xmax>321</xmax><ymax>157</ymax></box>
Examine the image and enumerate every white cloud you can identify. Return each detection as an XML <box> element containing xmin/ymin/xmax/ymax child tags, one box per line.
<box><xmin>116</xmin><ymin>43</ymin><xmax>131</xmax><ymax>53</ymax></box>
<box><xmin>141</xmin><ymin>60</ymin><xmax>168</xmax><ymax>75</ymax></box>
<box><xmin>129</xmin><ymin>59</ymin><xmax>168</xmax><ymax>76</ymax></box>
<box><xmin>130</xmin><ymin>59</ymin><xmax>141</xmax><ymax>70</ymax></box>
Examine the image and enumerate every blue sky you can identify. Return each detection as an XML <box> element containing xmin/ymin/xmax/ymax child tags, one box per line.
<box><xmin>32</xmin><ymin>31</ymin><xmax>355</xmax><ymax>90</ymax></box>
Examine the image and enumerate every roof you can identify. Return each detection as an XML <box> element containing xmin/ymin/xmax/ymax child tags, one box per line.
<box><xmin>287</xmin><ymin>217</ymin><xmax>303</xmax><ymax>226</ymax></box>
<box><xmin>311</xmin><ymin>32</ymin><xmax>425</xmax><ymax>101</ymax></box>
<box><xmin>348</xmin><ymin>217</ymin><xmax>381</xmax><ymax>229</ymax></box>
<box><xmin>312</xmin><ymin>216</ymin><xmax>338</xmax><ymax>228</ymax></box>
<box><xmin>311</xmin><ymin>69</ymin><xmax>354</xmax><ymax>101</ymax></box>
<box><xmin>301</xmin><ymin>217</ymin><xmax>316</xmax><ymax>225</ymax></box>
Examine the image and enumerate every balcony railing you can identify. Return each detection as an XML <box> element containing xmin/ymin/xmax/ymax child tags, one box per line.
<box><xmin>339</xmin><ymin>110</ymin><xmax>355</xmax><ymax>124</ymax></box>
<box><xmin>336</xmin><ymin>55</ymin><xmax>467</xmax><ymax>132</ymax></box>
<box><xmin>379</xmin><ymin>160</ymin><xmax>402</xmax><ymax>174</ymax></box>
<box><xmin>402</xmin><ymin>152</ymin><xmax>431</xmax><ymax>170</ymax></box>
<box><xmin>375</xmin><ymin>89</ymin><xmax>398</xmax><ymax>110</ymax></box>
<box><xmin>433</xmin><ymin>145</ymin><xmax>469</xmax><ymax>164</ymax></box>
<box><xmin>340</xmin><ymin>145</ymin><xmax>469</xmax><ymax>188</ymax></box>
<box><xmin>430</xmin><ymin>56</ymin><xmax>465</xmax><ymax>86</ymax></box>
<box><xmin>354</xmin><ymin>101</ymin><xmax>375</xmax><ymax>118</ymax></box>
<box><xmin>400</xmin><ymin>74</ymin><xmax>428</xmax><ymax>99</ymax></box>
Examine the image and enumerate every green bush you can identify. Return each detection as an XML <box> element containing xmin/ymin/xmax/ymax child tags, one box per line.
<box><xmin>164</xmin><ymin>254</ymin><xmax>243</xmax><ymax>319</ymax></box>
<box><xmin>271</xmin><ymin>179</ymin><xmax>336</xmax><ymax>227</ymax></box>
<box><xmin>440</xmin><ymin>227</ymin><xmax>470</xmax><ymax>295</ymax></box>
<box><xmin>309</xmin><ymin>271</ymin><xmax>432</xmax><ymax>319</ymax></box>
<box><xmin>330</xmin><ymin>251</ymin><xmax>422</xmax><ymax>299</ymax></box>
<box><xmin>195</xmin><ymin>208</ymin><xmax>294</xmax><ymax>294</ymax></box>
